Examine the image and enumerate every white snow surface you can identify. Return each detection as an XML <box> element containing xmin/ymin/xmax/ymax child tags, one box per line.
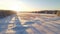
<box><xmin>0</xmin><ymin>13</ymin><xmax>60</xmax><ymax>34</ymax></box>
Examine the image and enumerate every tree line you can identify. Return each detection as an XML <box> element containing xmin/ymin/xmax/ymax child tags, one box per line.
<box><xmin>0</xmin><ymin>10</ymin><xmax>17</xmax><ymax>18</ymax></box>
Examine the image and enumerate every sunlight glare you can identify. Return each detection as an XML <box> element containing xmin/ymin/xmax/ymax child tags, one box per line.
<box><xmin>0</xmin><ymin>0</ymin><xmax>34</xmax><ymax>12</ymax></box>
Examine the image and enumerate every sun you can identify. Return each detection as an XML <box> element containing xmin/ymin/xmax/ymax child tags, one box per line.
<box><xmin>8</xmin><ymin>4</ymin><xmax>21</xmax><ymax>12</ymax></box>
<box><xmin>0</xmin><ymin>1</ymin><xmax>32</xmax><ymax>12</ymax></box>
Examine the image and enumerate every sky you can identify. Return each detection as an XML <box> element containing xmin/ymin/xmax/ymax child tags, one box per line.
<box><xmin>0</xmin><ymin>0</ymin><xmax>60</xmax><ymax>12</ymax></box>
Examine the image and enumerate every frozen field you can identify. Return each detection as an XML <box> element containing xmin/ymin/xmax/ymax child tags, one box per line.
<box><xmin>0</xmin><ymin>13</ymin><xmax>60</xmax><ymax>34</ymax></box>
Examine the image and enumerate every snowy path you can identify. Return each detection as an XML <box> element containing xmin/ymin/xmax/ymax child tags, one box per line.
<box><xmin>0</xmin><ymin>13</ymin><xmax>60</xmax><ymax>34</ymax></box>
<box><xmin>0</xmin><ymin>14</ymin><xmax>28</xmax><ymax>34</ymax></box>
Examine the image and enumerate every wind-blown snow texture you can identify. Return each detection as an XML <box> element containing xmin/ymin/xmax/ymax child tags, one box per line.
<box><xmin>0</xmin><ymin>13</ymin><xmax>60</xmax><ymax>34</ymax></box>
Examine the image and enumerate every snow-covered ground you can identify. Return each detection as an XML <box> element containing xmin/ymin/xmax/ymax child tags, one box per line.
<box><xmin>0</xmin><ymin>13</ymin><xmax>60</xmax><ymax>34</ymax></box>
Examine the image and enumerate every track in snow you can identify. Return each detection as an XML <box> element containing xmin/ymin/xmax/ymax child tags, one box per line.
<box><xmin>0</xmin><ymin>13</ymin><xmax>60</xmax><ymax>34</ymax></box>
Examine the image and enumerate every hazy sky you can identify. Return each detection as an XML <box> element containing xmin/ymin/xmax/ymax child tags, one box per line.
<box><xmin>0</xmin><ymin>0</ymin><xmax>60</xmax><ymax>11</ymax></box>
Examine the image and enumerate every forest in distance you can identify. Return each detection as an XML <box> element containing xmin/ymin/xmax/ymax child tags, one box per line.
<box><xmin>0</xmin><ymin>10</ymin><xmax>60</xmax><ymax>18</ymax></box>
<box><xmin>0</xmin><ymin>10</ymin><xmax>17</xmax><ymax>18</ymax></box>
<box><xmin>28</xmin><ymin>10</ymin><xmax>60</xmax><ymax>14</ymax></box>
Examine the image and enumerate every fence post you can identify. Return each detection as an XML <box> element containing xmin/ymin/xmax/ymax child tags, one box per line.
<box><xmin>57</xmin><ymin>11</ymin><xmax>60</xmax><ymax>16</ymax></box>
